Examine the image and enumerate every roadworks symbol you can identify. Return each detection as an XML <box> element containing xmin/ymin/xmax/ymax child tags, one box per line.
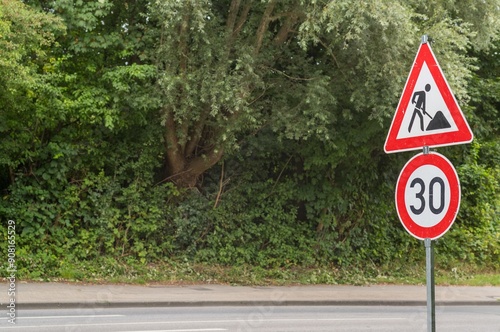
<box><xmin>408</xmin><ymin>83</ymin><xmax>451</xmax><ymax>134</ymax></box>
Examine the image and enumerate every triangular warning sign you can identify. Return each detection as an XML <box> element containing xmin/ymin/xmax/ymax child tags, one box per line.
<box><xmin>384</xmin><ymin>41</ymin><xmax>473</xmax><ymax>153</ymax></box>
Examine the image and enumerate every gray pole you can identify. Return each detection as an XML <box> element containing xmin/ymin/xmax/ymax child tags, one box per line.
<box><xmin>422</xmin><ymin>145</ymin><xmax>435</xmax><ymax>331</ymax></box>
<box><xmin>425</xmin><ymin>238</ymin><xmax>436</xmax><ymax>332</ymax></box>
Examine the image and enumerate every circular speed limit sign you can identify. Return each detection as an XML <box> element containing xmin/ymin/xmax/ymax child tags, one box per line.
<box><xmin>395</xmin><ymin>152</ymin><xmax>460</xmax><ymax>240</ymax></box>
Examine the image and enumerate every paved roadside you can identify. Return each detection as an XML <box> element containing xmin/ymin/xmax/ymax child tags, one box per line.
<box><xmin>1</xmin><ymin>282</ymin><xmax>499</xmax><ymax>309</ymax></box>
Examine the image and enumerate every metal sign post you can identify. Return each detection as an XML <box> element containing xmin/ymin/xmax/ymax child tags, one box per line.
<box><xmin>387</xmin><ymin>36</ymin><xmax>473</xmax><ymax>332</ymax></box>
<box><xmin>423</xmin><ymin>146</ymin><xmax>435</xmax><ymax>332</ymax></box>
<box><xmin>395</xmin><ymin>147</ymin><xmax>461</xmax><ymax>331</ymax></box>
<box><xmin>425</xmin><ymin>238</ymin><xmax>436</xmax><ymax>332</ymax></box>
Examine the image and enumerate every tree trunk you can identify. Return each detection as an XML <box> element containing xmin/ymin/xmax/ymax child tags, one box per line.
<box><xmin>162</xmin><ymin>104</ymin><xmax>224</xmax><ymax>188</ymax></box>
<box><xmin>164</xmin><ymin>144</ymin><xmax>224</xmax><ymax>188</ymax></box>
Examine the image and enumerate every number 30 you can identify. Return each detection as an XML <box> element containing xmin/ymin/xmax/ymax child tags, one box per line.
<box><xmin>409</xmin><ymin>177</ymin><xmax>445</xmax><ymax>215</ymax></box>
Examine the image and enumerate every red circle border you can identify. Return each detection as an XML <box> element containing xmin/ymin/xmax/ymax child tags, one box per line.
<box><xmin>395</xmin><ymin>152</ymin><xmax>460</xmax><ymax>240</ymax></box>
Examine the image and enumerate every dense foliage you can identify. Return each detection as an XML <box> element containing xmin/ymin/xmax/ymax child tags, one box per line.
<box><xmin>0</xmin><ymin>0</ymin><xmax>498</xmax><ymax>280</ymax></box>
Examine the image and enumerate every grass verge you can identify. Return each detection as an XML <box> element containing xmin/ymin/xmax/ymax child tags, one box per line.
<box><xmin>9</xmin><ymin>258</ymin><xmax>500</xmax><ymax>286</ymax></box>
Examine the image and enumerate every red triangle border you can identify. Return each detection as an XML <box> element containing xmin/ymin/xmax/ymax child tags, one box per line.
<box><xmin>384</xmin><ymin>42</ymin><xmax>473</xmax><ymax>153</ymax></box>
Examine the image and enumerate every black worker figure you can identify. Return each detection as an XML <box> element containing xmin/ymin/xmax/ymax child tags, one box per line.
<box><xmin>408</xmin><ymin>83</ymin><xmax>431</xmax><ymax>133</ymax></box>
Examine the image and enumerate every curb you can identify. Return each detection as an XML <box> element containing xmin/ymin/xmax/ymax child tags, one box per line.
<box><xmin>15</xmin><ymin>299</ymin><xmax>500</xmax><ymax>310</ymax></box>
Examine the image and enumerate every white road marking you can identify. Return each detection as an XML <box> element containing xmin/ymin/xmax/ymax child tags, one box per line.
<box><xmin>117</xmin><ymin>330</ymin><xmax>227</xmax><ymax>332</ymax></box>
<box><xmin>20</xmin><ymin>315</ymin><xmax>124</xmax><ymax>319</ymax></box>
<box><xmin>0</xmin><ymin>317</ymin><xmax>407</xmax><ymax>329</ymax></box>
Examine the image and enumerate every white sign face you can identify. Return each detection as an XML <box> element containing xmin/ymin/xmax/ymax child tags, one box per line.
<box><xmin>404</xmin><ymin>164</ymin><xmax>451</xmax><ymax>228</ymax></box>
<box><xmin>384</xmin><ymin>42</ymin><xmax>473</xmax><ymax>154</ymax></box>
<box><xmin>395</xmin><ymin>152</ymin><xmax>460</xmax><ymax>240</ymax></box>
<box><xmin>396</xmin><ymin>62</ymin><xmax>459</xmax><ymax>139</ymax></box>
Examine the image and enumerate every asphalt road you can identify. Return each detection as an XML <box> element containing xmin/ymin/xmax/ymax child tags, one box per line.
<box><xmin>2</xmin><ymin>306</ymin><xmax>499</xmax><ymax>332</ymax></box>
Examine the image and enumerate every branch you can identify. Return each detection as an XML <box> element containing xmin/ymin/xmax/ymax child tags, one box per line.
<box><xmin>184</xmin><ymin>106</ymin><xmax>210</xmax><ymax>157</ymax></box>
<box><xmin>187</xmin><ymin>148</ymin><xmax>224</xmax><ymax>178</ymax></box>
<box><xmin>213</xmin><ymin>162</ymin><xmax>225</xmax><ymax>208</ymax></box>
<box><xmin>254</xmin><ymin>0</ymin><xmax>276</xmax><ymax>55</ymax></box>
<box><xmin>163</xmin><ymin>108</ymin><xmax>185</xmax><ymax>173</ymax></box>
<box><xmin>233</xmin><ymin>2</ymin><xmax>252</xmax><ymax>37</ymax></box>
<box><xmin>226</xmin><ymin>0</ymin><xmax>241</xmax><ymax>33</ymax></box>
<box><xmin>263</xmin><ymin>65</ymin><xmax>317</xmax><ymax>81</ymax></box>
<box><xmin>179</xmin><ymin>11</ymin><xmax>190</xmax><ymax>75</ymax></box>
<box><xmin>273</xmin><ymin>12</ymin><xmax>301</xmax><ymax>45</ymax></box>
<box><xmin>176</xmin><ymin>10</ymin><xmax>192</xmax><ymax>152</ymax></box>
<box><xmin>270</xmin><ymin>155</ymin><xmax>292</xmax><ymax>195</ymax></box>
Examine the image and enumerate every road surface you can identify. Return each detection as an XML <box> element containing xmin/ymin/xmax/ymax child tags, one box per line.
<box><xmin>1</xmin><ymin>305</ymin><xmax>499</xmax><ymax>331</ymax></box>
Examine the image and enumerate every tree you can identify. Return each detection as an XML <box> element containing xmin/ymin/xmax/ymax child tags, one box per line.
<box><xmin>19</xmin><ymin>0</ymin><xmax>497</xmax><ymax>190</ymax></box>
<box><xmin>148</xmin><ymin>0</ymin><xmax>406</xmax><ymax>187</ymax></box>
<box><xmin>147</xmin><ymin>0</ymin><xmax>500</xmax><ymax>188</ymax></box>
<box><xmin>0</xmin><ymin>0</ymin><xmax>65</xmax><ymax>185</ymax></box>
